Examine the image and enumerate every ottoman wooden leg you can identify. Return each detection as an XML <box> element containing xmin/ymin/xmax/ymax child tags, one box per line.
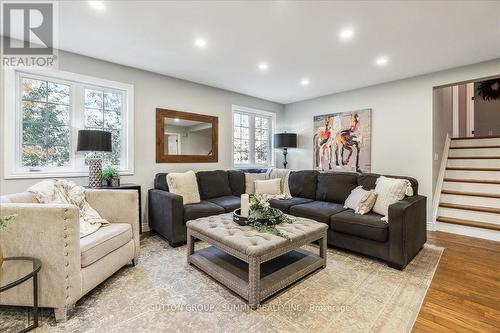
<box><xmin>187</xmin><ymin>230</ymin><xmax>195</xmax><ymax>264</ymax></box>
<box><xmin>319</xmin><ymin>232</ymin><xmax>327</xmax><ymax>268</ymax></box>
<box><xmin>248</xmin><ymin>256</ymin><xmax>260</xmax><ymax>309</ymax></box>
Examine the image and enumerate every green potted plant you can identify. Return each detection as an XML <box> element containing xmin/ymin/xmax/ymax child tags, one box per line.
<box><xmin>102</xmin><ymin>166</ymin><xmax>120</xmax><ymax>187</ymax></box>
<box><xmin>0</xmin><ymin>214</ymin><xmax>17</xmax><ymax>267</ymax></box>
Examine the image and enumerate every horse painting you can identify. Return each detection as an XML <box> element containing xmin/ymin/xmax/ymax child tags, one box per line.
<box><xmin>313</xmin><ymin>109</ymin><xmax>371</xmax><ymax>173</ymax></box>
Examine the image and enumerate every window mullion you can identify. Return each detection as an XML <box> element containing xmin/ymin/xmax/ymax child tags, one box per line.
<box><xmin>73</xmin><ymin>84</ymin><xmax>85</xmax><ymax>170</ymax></box>
<box><xmin>249</xmin><ymin>114</ymin><xmax>256</xmax><ymax>165</ymax></box>
<box><xmin>266</xmin><ymin>115</ymin><xmax>272</xmax><ymax>165</ymax></box>
<box><xmin>15</xmin><ymin>71</ymin><xmax>23</xmax><ymax>170</ymax></box>
<box><xmin>120</xmin><ymin>92</ymin><xmax>127</xmax><ymax>169</ymax></box>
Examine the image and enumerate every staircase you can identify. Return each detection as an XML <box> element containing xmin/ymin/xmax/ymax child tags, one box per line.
<box><xmin>436</xmin><ymin>136</ymin><xmax>500</xmax><ymax>241</ymax></box>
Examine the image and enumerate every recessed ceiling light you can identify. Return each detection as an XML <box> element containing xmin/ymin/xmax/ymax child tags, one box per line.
<box><xmin>376</xmin><ymin>56</ymin><xmax>389</xmax><ymax>66</ymax></box>
<box><xmin>301</xmin><ymin>79</ymin><xmax>310</xmax><ymax>86</ymax></box>
<box><xmin>339</xmin><ymin>28</ymin><xmax>354</xmax><ymax>40</ymax></box>
<box><xmin>258</xmin><ymin>62</ymin><xmax>269</xmax><ymax>71</ymax></box>
<box><xmin>88</xmin><ymin>1</ymin><xmax>105</xmax><ymax>11</ymax></box>
<box><xmin>194</xmin><ymin>38</ymin><xmax>207</xmax><ymax>48</ymax></box>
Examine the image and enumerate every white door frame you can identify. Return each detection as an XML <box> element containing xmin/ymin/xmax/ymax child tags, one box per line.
<box><xmin>165</xmin><ymin>132</ymin><xmax>181</xmax><ymax>154</ymax></box>
<box><xmin>466</xmin><ymin>83</ymin><xmax>475</xmax><ymax>137</ymax></box>
<box><xmin>452</xmin><ymin>85</ymin><xmax>459</xmax><ymax>138</ymax></box>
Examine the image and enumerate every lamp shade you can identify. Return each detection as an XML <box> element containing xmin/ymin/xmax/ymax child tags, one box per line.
<box><xmin>77</xmin><ymin>130</ymin><xmax>112</xmax><ymax>152</ymax></box>
<box><xmin>274</xmin><ymin>133</ymin><xmax>297</xmax><ymax>148</ymax></box>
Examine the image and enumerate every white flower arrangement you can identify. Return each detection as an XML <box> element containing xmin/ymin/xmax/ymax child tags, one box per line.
<box><xmin>248</xmin><ymin>194</ymin><xmax>293</xmax><ymax>239</ymax></box>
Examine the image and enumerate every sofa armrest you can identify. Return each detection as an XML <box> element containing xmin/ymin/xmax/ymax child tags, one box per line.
<box><xmin>0</xmin><ymin>203</ymin><xmax>82</xmax><ymax>309</ymax></box>
<box><xmin>84</xmin><ymin>189</ymin><xmax>140</xmax><ymax>256</ymax></box>
<box><xmin>387</xmin><ymin>195</ymin><xmax>427</xmax><ymax>270</ymax></box>
<box><xmin>148</xmin><ymin>189</ymin><xmax>185</xmax><ymax>246</ymax></box>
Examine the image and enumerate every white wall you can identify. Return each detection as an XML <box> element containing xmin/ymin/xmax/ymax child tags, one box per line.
<box><xmin>0</xmin><ymin>49</ymin><xmax>284</xmax><ymax>229</ymax></box>
<box><xmin>432</xmin><ymin>86</ymin><xmax>453</xmax><ymax>195</ymax></box>
<box><xmin>282</xmin><ymin>59</ymin><xmax>500</xmax><ymax>218</ymax></box>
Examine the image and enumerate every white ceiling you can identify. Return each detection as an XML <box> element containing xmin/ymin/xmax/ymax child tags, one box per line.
<box><xmin>48</xmin><ymin>1</ymin><xmax>500</xmax><ymax>103</ymax></box>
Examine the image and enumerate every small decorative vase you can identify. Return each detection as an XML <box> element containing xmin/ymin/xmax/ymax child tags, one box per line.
<box><xmin>110</xmin><ymin>178</ymin><xmax>120</xmax><ymax>187</ymax></box>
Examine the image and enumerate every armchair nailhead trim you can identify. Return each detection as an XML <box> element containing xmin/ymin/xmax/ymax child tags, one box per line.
<box><xmin>63</xmin><ymin>208</ymin><xmax>71</xmax><ymax>308</ymax></box>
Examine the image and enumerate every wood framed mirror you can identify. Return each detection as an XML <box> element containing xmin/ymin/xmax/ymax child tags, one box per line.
<box><xmin>156</xmin><ymin>108</ymin><xmax>218</xmax><ymax>163</ymax></box>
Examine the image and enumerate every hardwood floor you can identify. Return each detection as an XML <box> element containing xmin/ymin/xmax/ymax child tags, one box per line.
<box><xmin>413</xmin><ymin>231</ymin><xmax>500</xmax><ymax>332</ymax></box>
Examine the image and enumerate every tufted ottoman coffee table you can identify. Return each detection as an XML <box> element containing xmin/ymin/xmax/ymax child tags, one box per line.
<box><xmin>186</xmin><ymin>213</ymin><xmax>328</xmax><ymax>308</ymax></box>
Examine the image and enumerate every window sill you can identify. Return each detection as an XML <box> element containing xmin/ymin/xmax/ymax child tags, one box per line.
<box><xmin>4</xmin><ymin>170</ymin><xmax>133</xmax><ymax>180</ymax></box>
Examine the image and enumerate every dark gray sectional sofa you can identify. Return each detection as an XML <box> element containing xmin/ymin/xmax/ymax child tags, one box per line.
<box><xmin>148</xmin><ymin>169</ymin><xmax>427</xmax><ymax>270</ymax></box>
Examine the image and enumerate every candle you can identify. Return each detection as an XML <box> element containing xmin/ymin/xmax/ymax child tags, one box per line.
<box><xmin>241</xmin><ymin>194</ymin><xmax>249</xmax><ymax>218</ymax></box>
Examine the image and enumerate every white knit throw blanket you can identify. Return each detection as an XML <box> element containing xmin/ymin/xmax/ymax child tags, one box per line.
<box><xmin>28</xmin><ymin>179</ymin><xmax>108</xmax><ymax>238</ymax></box>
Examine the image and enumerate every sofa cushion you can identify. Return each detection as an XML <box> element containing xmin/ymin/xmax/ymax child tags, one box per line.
<box><xmin>166</xmin><ymin>171</ymin><xmax>201</xmax><ymax>204</ymax></box>
<box><xmin>288</xmin><ymin>170</ymin><xmax>318</xmax><ymax>200</ymax></box>
<box><xmin>196</xmin><ymin>170</ymin><xmax>232</xmax><ymax>199</ymax></box>
<box><xmin>80</xmin><ymin>223</ymin><xmax>132</xmax><ymax>268</ymax></box>
<box><xmin>207</xmin><ymin>196</ymin><xmax>240</xmax><ymax>212</ymax></box>
<box><xmin>289</xmin><ymin>201</ymin><xmax>347</xmax><ymax>224</ymax></box>
<box><xmin>316</xmin><ymin>172</ymin><xmax>358</xmax><ymax>204</ymax></box>
<box><xmin>330</xmin><ymin>210</ymin><xmax>388</xmax><ymax>242</ymax></box>
<box><xmin>357</xmin><ymin>173</ymin><xmax>419</xmax><ymax>195</ymax></box>
<box><xmin>237</xmin><ymin>168</ymin><xmax>269</xmax><ymax>174</ymax></box>
<box><xmin>372</xmin><ymin>176</ymin><xmax>413</xmax><ymax>221</ymax></box>
<box><xmin>227</xmin><ymin>170</ymin><xmax>245</xmax><ymax>196</ymax></box>
<box><xmin>183</xmin><ymin>200</ymin><xmax>225</xmax><ymax>222</ymax></box>
<box><xmin>245</xmin><ymin>172</ymin><xmax>268</xmax><ymax>194</ymax></box>
<box><xmin>269</xmin><ymin>197</ymin><xmax>313</xmax><ymax>213</ymax></box>
<box><xmin>154</xmin><ymin>173</ymin><xmax>169</xmax><ymax>191</ymax></box>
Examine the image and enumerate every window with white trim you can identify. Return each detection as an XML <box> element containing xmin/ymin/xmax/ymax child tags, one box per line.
<box><xmin>3</xmin><ymin>69</ymin><xmax>134</xmax><ymax>179</ymax></box>
<box><xmin>232</xmin><ymin>106</ymin><xmax>274</xmax><ymax>167</ymax></box>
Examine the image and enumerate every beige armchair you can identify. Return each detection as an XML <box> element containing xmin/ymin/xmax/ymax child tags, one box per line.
<box><xmin>0</xmin><ymin>189</ymin><xmax>140</xmax><ymax>322</ymax></box>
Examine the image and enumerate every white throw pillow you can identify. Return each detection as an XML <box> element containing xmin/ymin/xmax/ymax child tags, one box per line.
<box><xmin>166</xmin><ymin>170</ymin><xmax>200</xmax><ymax>205</ymax></box>
<box><xmin>268</xmin><ymin>168</ymin><xmax>292</xmax><ymax>198</ymax></box>
<box><xmin>357</xmin><ymin>192</ymin><xmax>378</xmax><ymax>215</ymax></box>
<box><xmin>344</xmin><ymin>186</ymin><xmax>377</xmax><ymax>215</ymax></box>
<box><xmin>254</xmin><ymin>178</ymin><xmax>282</xmax><ymax>195</ymax></box>
<box><xmin>372</xmin><ymin>176</ymin><xmax>413</xmax><ymax>221</ymax></box>
<box><xmin>245</xmin><ymin>173</ymin><xmax>268</xmax><ymax>194</ymax></box>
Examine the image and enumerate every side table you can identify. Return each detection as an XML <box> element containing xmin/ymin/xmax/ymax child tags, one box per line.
<box><xmin>0</xmin><ymin>257</ymin><xmax>42</xmax><ymax>333</ymax></box>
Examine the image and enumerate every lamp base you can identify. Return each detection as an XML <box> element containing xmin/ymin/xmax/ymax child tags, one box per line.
<box><xmin>282</xmin><ymin>147</ymin><xmax>288</xmax><ymax>169</ymax></box>
<box><xmin>88</xmin><ymin>158</ymin><xmax>103</xmax><ymax>188</ymax></box>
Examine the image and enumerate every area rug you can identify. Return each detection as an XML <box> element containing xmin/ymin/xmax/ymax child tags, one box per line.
<box><xmin>0</xmin><ymin>235</ymin><xmax>443</xmax><ymax>333</ymax></box>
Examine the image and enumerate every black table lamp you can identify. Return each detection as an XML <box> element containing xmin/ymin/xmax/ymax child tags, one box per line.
<box><xmin>77</xmin><ymin>130</ymin><xmax>112</xmax><ymax>188</ymax></box>
<box><xmin>274</xmin><ymin>133</ymin><xmax>297</xmax><ymax>169</ymax></box>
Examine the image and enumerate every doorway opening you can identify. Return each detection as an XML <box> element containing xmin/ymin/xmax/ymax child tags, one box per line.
<box><xmin>431</xmin><ymin>74</ymin><xmax>500</xmax><ymax>241</ymax></box>
<box><xmin>446</xmin><ymin>77</ymin><xmax>500</xmax><ymax>138</ymax></box>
